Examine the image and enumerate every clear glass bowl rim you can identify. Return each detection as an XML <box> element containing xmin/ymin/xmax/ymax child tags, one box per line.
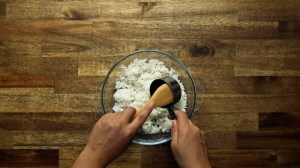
<box><xmin>100</xmin><ymin>50</ymin><xmax>198</xmax><ymax>145</ymax></box>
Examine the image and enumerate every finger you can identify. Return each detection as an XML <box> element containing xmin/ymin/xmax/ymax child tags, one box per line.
<box><xmin>200</xmin><ymin>130</ymin><xmax>209</xmax><ymax>159</ymax></box>
<box><xmin>122</xmin><ymin>106</ymin><xmax>137</xmax><ymax>122</ymax></box>
<box><xmin>174</xmin><ymin>110</ymin><xmax>189</xmax><ymax>127</ymax></box>
<box><xmin>130</xmin><ymin>101</ymin><xmax>154</xmax><ymax>130</ymax></box>
<box><xmin>100</xmin><ymin>112</ymin><xmax>113</xmax><ymax>120</ymax></box>
<box><xmin>171</xmin><ymin>120</ymin><xmax>178</xmax><ymax>143</ymax></box>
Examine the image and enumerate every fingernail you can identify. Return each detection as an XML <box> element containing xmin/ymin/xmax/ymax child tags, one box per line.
<box><xmin>172</xmin><ymin>120</ymin><xmax>177</xmax><ymax>126</ymax></box>
<box><xmin>126</xmin><ymin>105</ymin><xmax>137</xmax><ymax>111</ymax></box>
<box><xmin>148</xmin><ymin>101</ymin><xmax>155</xmax><ymax>109</ymax></box>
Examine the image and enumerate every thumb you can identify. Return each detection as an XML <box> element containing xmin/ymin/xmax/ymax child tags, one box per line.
<box><xmin>171</xmin><ymin>120</ymin><xmax>178</xmax><ymax>143</ymax></box>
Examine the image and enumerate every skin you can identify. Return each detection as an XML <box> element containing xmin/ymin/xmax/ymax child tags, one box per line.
<box><xmin>73</xmin><ymin>101</ymin><xmax>155</xmax><ymax>168</ymax></box>
<box><xmin>73</xmin><ymin>104</ymin><xmax>211</xmax><ymax>168</ymax></box>
<box><xmin>171</xmin><ymin>110</ymin><xmax>211</xmax><ymax>168</ymax></box>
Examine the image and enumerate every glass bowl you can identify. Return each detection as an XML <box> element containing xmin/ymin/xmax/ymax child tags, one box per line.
<box><xmin>101</xmin><ymin>50</ymin><xmax>203</xmax><ymax>145</ymax></box>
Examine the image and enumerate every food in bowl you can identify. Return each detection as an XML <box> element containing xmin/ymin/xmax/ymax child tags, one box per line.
<box><xmin>101</xmin><ymin>50</ymin><xmax>200</xmax><ymax>145</ymax></box>
<box><xmin>113</xmin><ymin>58</ymin><xmax>187</xmax><ymax>134</ymax></box>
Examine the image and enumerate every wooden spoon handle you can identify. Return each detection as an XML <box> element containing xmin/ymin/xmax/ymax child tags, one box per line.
<box><xmin>131</xmin><ymin>84</ymin><xmax>174</xmax><ymax>120</ymax></box>
<box><xmin>132</xmin><ymin>101</ymin><xmax>151</xmax><ymax>120</ymax></box>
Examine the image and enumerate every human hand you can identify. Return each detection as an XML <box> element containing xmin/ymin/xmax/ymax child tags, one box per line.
<box><xmin>171</xmin><ymin>110</ymin><xmax>211</xmax><ymax>168</ymax></box>
<box><xmin>73</xmin><ymin>101</ymin><xmax>155</xmax><ymax>168</ymax></box>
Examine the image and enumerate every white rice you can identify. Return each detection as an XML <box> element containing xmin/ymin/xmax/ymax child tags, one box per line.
<box><xmin>113</xmin><ymin>59</ymin><xmax>187</xmax><ymax>134</ymax></box>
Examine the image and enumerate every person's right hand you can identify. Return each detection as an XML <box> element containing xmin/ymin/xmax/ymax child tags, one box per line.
<box><xmin>171</xmin><ymin>110</ymin><xmax>211</xmax><ymax>168</ymax></box>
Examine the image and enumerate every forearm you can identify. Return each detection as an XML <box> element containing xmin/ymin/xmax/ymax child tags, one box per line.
<box><xmin>72</xmin><ymin>147</ymin><xmax>107</xmax><ymax>168</ymax></box>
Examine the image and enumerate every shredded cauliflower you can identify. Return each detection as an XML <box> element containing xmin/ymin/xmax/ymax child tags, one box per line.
<box><xmin>113</xmin><ymin>59</ymin><xmax>187</xmax><ymax>134</ymax></box>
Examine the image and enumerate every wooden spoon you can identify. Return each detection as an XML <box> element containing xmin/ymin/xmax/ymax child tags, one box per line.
<box><xmin>132</xmin><ymin>83</ymin><xmax>174</xmax><ymax>119</ymax></box>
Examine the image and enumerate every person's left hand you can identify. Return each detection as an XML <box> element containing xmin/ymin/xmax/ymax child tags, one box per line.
<box><xmin>73</xmin><ymin>101</ymin><xmax>154</xmax><ymax>168</ymax></box>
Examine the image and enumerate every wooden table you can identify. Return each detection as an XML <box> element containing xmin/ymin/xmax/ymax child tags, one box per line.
<box><xmin>0</xmin><ymin>0</ymin><xmax>300</xmax><ymax>167</ymax></box>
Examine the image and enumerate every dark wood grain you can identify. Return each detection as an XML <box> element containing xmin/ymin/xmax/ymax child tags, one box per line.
<box><xmin>92</xmin><ymin>19</ymin><xmax>238</xmax><ymax>40</ymax></box>
<box><xmin>236</xmin><ymin>39</ymin><xmax>300</xmax><ymax>58</ymax></box>
<box><xmin>279</xmin><ymin>21</ymin><xmax>300</xmax><ymax>39</ymax></box>
<box><xmin>0</xmin><ymin>88</ymin><xmax>53</xmax><ymax>94</ymax></box>
<box><xmin>41</xmin><ymin>37</ymin><xmax>93</xmax><ymax>58</ymax></box>
<box><xmin>0</xmin><ymin>112</ymin><xmax>100</xmax><ymax>131</ymax></box>
<box><xmin>141</xmin><ymin>144</ymin><xmax>178</xmax><ymax>168</ymax></box>
<box><xmin>201</xmin><ymin>94</ymin><xmax>300</xmax><ymax>113</ymax></box>
<box><xmin>1</xmin><ymin>39</ymin><xmax>41</xmax><ymax>57</ymax></box>
<box><xmin>237</xmin><ymin>21</ymin><xmax>281</xmax><ymax>39</ymax></box>
<box><xmin>59</xmin><ymin>146</ymin><xmax>142</xmax><ymax>168</ymax></box>
<box><xmin>277</xmin><ymin>150</ymin><xmax>300</xmax><ymax>166</ymax></box>
<box><xmin>0</xmin><ymin>57</ymin><xmax>78</xmax><ymax>76</ymax></box>
<box><xmin>205</xmin><ymin>132</ymin><xmax>236</xmax><ymax>149</ymax></box>
<box><xmin>234</xmin><ymin>56</ymin><xmax>300</xmax><ymax>76</ymax></box>
<box><xmin>13</xmin><ymin>131</ymin><xmax>88</xmax><ymax>148</ymax></box>
<box><xmin>96</xmin><ymin>38</ymin><xmax>233</xmax><ymax>60</ymax></box>
<box><xmin>238</xmin><ymin>0</ymin><xmax>300</xmax><ymax>22</ymax></box>
<box><xmin>55</xmin><ymin>76</ymin><xmax>103</xmax><ymax>94</ymax></box>
<box><xmin>193</xmin><ymin>113</ymin><xmax>258</xmax><ymax>131</ymax></box>
<box><xmin>78</xmin><ymin>56</ymin><xmax>123</xmax><ymax>76</ymax></box>
<box><xmin>6</xmin><ymin>1</ymin><xmax>238</xmax><ymax>22</ymax></box>
<box><xmin>200</xmin><ymin>76</ymin><xmax>300</xmax><ymax>94</ymax></box>
<box><xmin>0</xmin><ymin>149</ymin><xmax>58</xmax><ymax>167</ymax></box>
<box><xmin>78</xmin><ymin>56</ymin><xmax>234</xmax><ymax>77</ymax></box>
<box><xmin>6</xmin><ymin>0</ymin><xmax>62</xmax><ymax>20</ymax></box>
<box><xmin>109</xmin><ymin>145</ymin><xmax>142</xmax><ymax>168</ymax></box>
<box><xmin>0</xmin><ymin>75</ymin><xmax>54</xmax><ymax>87</ymax></box>
<box><xmin>59</xmin><ymin>148</ymin><xmax>82</xmax><ymax>168</ymax></box>
<box><xmin>0</xmin><ymin>0</ymin><xmax>300</xmax><ymax>167</ymax></box>
<box><xmin>0</xmin><ymin>93</ymin><xmax>97</xmax><ymax>112</ymax></box>
<box><xmin>0</xmin><ymin>1</ymin><xmax>5</xmax><ymax>20</ymax></box>
<box><xmin>237</xmin><ymin>131</ymin><xmax>300</xmax><ymax>149</ymax></box>
<box><xmin>235</xmin><ymin>39</ymin><xmax>300</xmax><ymax>76</ymax></box>
<box><xmin>259</xmin><ymin>112</ymin><xmax>300</xmax><ymax>131</ymax></box>
<box><xmin>0</xmin><ymin>20</ymin><xmax>92</xmax><ymax>41</ymax></box>
<box><xmin>209</xmin><ymin>150</ymin><xmax>277</xmax><ymax>168</ymax></box>
<box><xmin>0</xmin><ymin>130</ymin><xmax>13</xmax><ymax>148</ymax></box>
